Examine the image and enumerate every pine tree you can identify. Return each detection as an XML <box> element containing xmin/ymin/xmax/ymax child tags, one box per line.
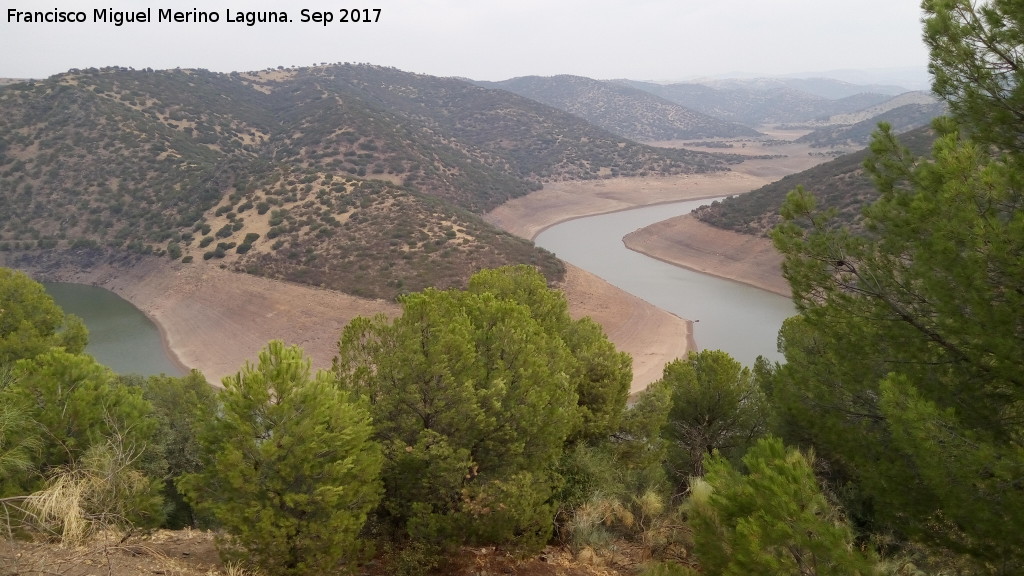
<box><xmin>335</xmin><ymin>268</ymin><xmax>603</xmax><ymax>549</ymax></box>
<box><xmin>688</xmin><ymin>438</ymin><xmax>877</xmax><ymax>576</ymax></box>
<box><xmin>179</xmin><ymin>341</ymin><xmax>382</xmax><ymax>576</ymax></box>
<box><xmin>765</xmin><ymin>2</ymin><xmax>1024</xmax><ymax>568</ymax></box>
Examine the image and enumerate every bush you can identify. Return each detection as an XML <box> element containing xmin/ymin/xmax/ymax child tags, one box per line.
<box><xmin>179</xmin><ymin>342</ymin><xmax>383</xmax><ymax>576</ymax></box>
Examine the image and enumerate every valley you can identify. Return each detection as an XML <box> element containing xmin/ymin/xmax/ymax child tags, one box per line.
<box><xmin>0</xmin><ymin>65</ymin><xmax>917</xmax><ymax>389</ymax></box>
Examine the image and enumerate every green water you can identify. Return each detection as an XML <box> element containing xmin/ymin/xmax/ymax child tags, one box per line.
<box><xmin>43</xmin><ymin>282</ymin><xmax>186</xmax><ymax>376</ymax></box>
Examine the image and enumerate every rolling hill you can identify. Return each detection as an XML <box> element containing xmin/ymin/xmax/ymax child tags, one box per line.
<box><xmin>693</xmin><ymin>125</ymin><xmax>936</xmax><ymax>236</ymax></box>
<box><xmin>794</xmin><ymin>92</ymin><xmax>945</xmax><ymax>147</ymax></box>
<box><xmin>0</xmin><ymin>64</ymin><xmax>740</xmax><ymax>299</ymax></box>
<box><xmin>617</xmin><ymin>79</ymin><xmax>896</xmax><ymax>126</ymax></box>
<box><xmin>476</xmin><ymin>74</ymin><xmax>761</xmax><ymax>141</ymax></box>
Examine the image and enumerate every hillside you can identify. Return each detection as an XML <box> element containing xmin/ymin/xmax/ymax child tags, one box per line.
<box><xmin>477</xmin><ymin>74</ymin><xmax>761</xmax><ymax>141</ymax></box>
<box><xmin>618</xmin><ymin>79</ymin><xmax>895</xmax><ymax>126</ymax></box>
<box><xmin>0</xmin><ymin>64</ymin><xmax>739</xmax><ymax>299</ymax></box>
<box><xmin>794</xmin><ymin>91</ymin><xmax>945</xmax><ymax>147</ymax></box>
<box><xmin>693</xmin><ymin>125</ymin><xmax>936</xmax><ymax>236</ymax></box>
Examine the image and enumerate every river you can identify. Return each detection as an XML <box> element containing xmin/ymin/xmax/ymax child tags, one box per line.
<box><xmin>37</xmin><ymin>198</ymin><xmax>789</xmax><ymax>375</ymax></box>
<box><xmin>535</xmin><ymin>198</ymin><xmax>795</xmax><ymax>367</ymax></box>
<box><xmin>43</xmin><ymin>282</ymin><xmax>186</xmax><ymax>377</ymax></box>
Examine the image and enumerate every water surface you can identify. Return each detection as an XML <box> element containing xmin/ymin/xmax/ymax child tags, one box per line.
<box><xmin>43</xmin><ymin>282</ymin><xmax>186</xmax><ymax>376</ymax></box>
<box><xmin>535</xmin><ymin>199</ymin><xmax>795</xmax><ymax>367</ymax></box>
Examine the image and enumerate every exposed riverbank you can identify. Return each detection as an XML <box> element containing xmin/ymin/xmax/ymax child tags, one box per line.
<box><xmin>2</xmin><ymin>252</ymin><xmax>398</xmax><ymax>384</ymax></box>
<box><xmin>485</xmin><ymin>171</ymin><xmax>795</xmax><ymax>387</ymax></box>
<box><xmin>3</xmin><ymin>165</ymin><xmax>802</xmax><ymax>393</ymax></box>
<box><xmin>2</xmin><ymin>247</ymin><xmax>688</xmax><ymax>392</ymax></box>
<box><xmin>623</xmin><ymin>214</ymin><xmax>790</xmax><ymax>298</ymax></box>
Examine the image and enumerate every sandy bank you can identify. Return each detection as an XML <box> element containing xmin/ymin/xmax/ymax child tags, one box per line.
<box><xmin>4</xmin><ymin>254</ymin><xmax>398</xmax><ymax>384</ymax></box>
<box><xmin>623</xmin><ymin>215</ymin><xmax>790</xmax><ymax>298</ymax></box>
<box><xmin>485</xmin><ymin>172</ymin><xmax>768</xmax><ymax>241</ymax></box>
<box><xmin>484</xmin><ymin>173</ymin><xmax>787</xmax><ymax>391</ymax></box>
<box><xmin>4</xmin><ymin>168</ymin><xmax>793</xmax><ymax>394</ymax></box>
<box><xmin>559</xmin><ymin>263</ymin><xmax>691</xmax><ymax>395</ymax></box>
<box><xmin>4</xmin><ymin>250</ymin><xmax>687</xmax><ymax>393</ymax></box>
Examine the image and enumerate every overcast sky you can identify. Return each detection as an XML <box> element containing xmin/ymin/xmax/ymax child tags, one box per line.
<box><xmin>2</xmin><ymin>0</ymin><xmax>931</xmax><ymax>86</ymax></box>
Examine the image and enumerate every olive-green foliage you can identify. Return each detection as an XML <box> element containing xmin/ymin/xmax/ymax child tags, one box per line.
<box><xmin>769</xmin><ymin>120</ymin><xmax>1024</xmax><ymax>569</ymax></box>
<box><xmin>179</xmin><ymin>341</ymin><xmax>382</xmax><ymax>576</ymax></box>
<box><xmin>133</xmin><ymin>370</ymin><xmax>216</xmax><ymax>528</ymax></box>
<box><xmin>467</xmin><ymin>265</ymin><xmax>632</xmax><ymax>442</ymax></box>
<box><xmin>0</xmin><ymin>268</ymin><xmax>87</xmax><ymax>364</ymax></box>
<box><xmin>653</xmin><ymin>350</ymin><xmax>766</xmax><ymax>492</ymax></box>
<box><xmin>925</xmin><ymin>0</ymin><xmax>1024</xmax><ymax>155</ymax></box>
<box><xmin>335</xmin><ymin>266</ymin><xmax>617</xmax><ymax>550</ymax></box>
<box><xmin>687</xmin><ymin>437</ymin><xmax>877</xmax><ymax>576</ymax></box>
<box><xmin>766</xmin><ymin>6</ymin><xmax>1024</xmax><ymax>564</ymax></box>
<box><xmin>0</xmin><ymin>400</ymin><xmax>40</xmax><ymax>484</ymax></box>
<box><xmin>0</xmin><ymin>349</ymin><xmax>165</xmax><ymax>526</ymax></box>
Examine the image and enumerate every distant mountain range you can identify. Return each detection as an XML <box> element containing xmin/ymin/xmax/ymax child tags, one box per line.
<box><xmin>0</xmin><ymin>63</ymin><xmax>947</xmax><ymax>299</ymax></box>
<box><xmin>475</xmin><ymin>75</ymin><xmax>761</xmax><ymax>141</ymax></box>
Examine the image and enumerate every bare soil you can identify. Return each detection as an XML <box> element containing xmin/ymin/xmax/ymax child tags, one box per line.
<box><xmin>0</xmin><ymin>139</ymin><xmax>830</xmax><ymax>576</ymax></box>
<box><xmin>2</xmin><ymin>255</ymin><xmax>398</xmax><ymax>384</ymax></box>
<box><xmin>485</xmin><ymin>172</ymin><xmax>767</xmax><ymax>240</ymax></box>
<box><xmin>0</xmin><ymin>531</ymin><xmax>633</xmax><ymax>576</ymax></box>
<box><xmin>623</xmin><ymin>215</ymin><xmax>790</xmax><ymax>297</ymax></box>
<box><xmin>560</xmin><ymin>264</ymin><xmax>692</xmax><ymax>395</ymax></box>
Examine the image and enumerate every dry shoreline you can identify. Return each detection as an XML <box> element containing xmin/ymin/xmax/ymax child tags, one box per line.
<box><xmin>2</xmin><ymin>254</ymin><xmax>399</xmax><ymax>384</ymax></box>
<box><xmin>484</xmin><ymin>171</ymin><xmax>794</xmax><ymax>390</ymax></box>
<box><xmin>4</xmin><ymin>168</ymin><xmax>794</xmax><ymax>394</ymax></box>
<box><xmin>623</xmin><ymin>215</ymin><xmax>791</xmax><ymax>298</ymax></box>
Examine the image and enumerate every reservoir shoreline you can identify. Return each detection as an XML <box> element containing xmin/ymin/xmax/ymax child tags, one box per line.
<box><xmin>3</xmin><ymin>172</ymin><xmax>790</xmax><ymax>392</ymax></box>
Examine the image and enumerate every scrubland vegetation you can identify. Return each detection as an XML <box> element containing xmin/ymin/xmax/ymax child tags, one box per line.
<box><xmin>2</xmin><ymin>1</ymin><xmax>1023</xmax><ymax>574</ymax></box>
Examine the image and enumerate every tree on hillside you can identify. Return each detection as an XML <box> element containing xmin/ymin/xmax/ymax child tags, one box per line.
<box><xmin>467</xmin><ymin>265</ymin><xmax>631</xmax><ymax>442</ymax></box>
<box><xmin>924</xmin><ymin>0</ymin><xmax>1024</xmax><ymax>154</ymax></box>
<box><xmin>0</xmin><ymin>350</ymin><xmax>165</xmax><ymax>528</ymax></box>
<box><xmin>763</xmin><ymin>1</ymin><xmax>1024</xmax><ymax>568</ymax></box>
<box><xmin>0</xmin><ymin>268</ymin><xmax>87</xmax><ymax>364</ymax></box>
<box><xmin>335</xmin><ymin>284</ymin><xmax>578</xmax><ymax>549</ymax></box>
<box><xmin>654</xmin><ymin>350</ymin><xmax>766</xmax><ymax>492</ymax></box>
<box><xmin>687</xmin><ymin>437</ymin><xmax>877</xmax><ymax>576</ymax></box>
<box><xmin>0</xmin><ymin>402</ymin><xmax>40</xmax><ymax>487</ymax></box>
<box><xmin>128</xmin><ymin>370</ymin><xmax>216</xmax><ymax>528</ymax></box>
<box><xmin>335</xmin><ymin>266</ymin><xmax>626</xmax><ymax>549</ymax></box>
<box><xmin>179</xmin><ymin>341</ymin><xmax>382</xmax><ymax>576</ymax></box>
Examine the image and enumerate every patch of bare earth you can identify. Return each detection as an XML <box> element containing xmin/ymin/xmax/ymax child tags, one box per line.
<box><xmin>485</xmin><ymin>171</ymin><xmax>786</xmax><ymax>392</ymax></box>
<box><xmin>623</xmin><ymin>215</ymin><xmax>790</xmax><ymax>298</ymax></box>
<box><xmin>1</xmin><ymin>533</ymin><xmax>633</xmax><ymax>576</ymax></box>
<box><xmin>486</xmin><ymin>140</ymin><xmax>834</xmax><ymax>385</ymax></box>
<box><xmin>559</xmin><ymin>264</ymin><xmax>691</xmax><ymax>396</ymax></box>
<box><xmin>5</xmin><ymin>256</ymin><xmax>398</xmax><ymax>384</ymax></box>
<box><xmin>486</xmin><ymin>173</ymin><xmax>768</xmax><ymax>240</ymax></box>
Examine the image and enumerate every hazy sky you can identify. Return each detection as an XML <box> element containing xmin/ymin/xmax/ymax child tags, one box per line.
<box><xmin>2</xmin><ymin>0</ymin><xmax>931</xmax><ymax>84</ymax></box>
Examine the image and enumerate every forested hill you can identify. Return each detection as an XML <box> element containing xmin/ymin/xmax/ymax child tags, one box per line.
<box><xmin>475</xmin><ymin>74</ymin><xmax>762</xmax><ymax>141</ymax></box>
<box><xmin>693</xmin><ymin>125</ymin><xmax>936</xmax><ymax>236</ymax></box>
<box><xmin>0</xmin><ymin>64</ymin><xmax>737</xmax><ymax>299</ymax></box>
<box><xmin>618</xmin><ymin>78</ymin><xmax>896</xmax><ymax>126</ymax></box>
